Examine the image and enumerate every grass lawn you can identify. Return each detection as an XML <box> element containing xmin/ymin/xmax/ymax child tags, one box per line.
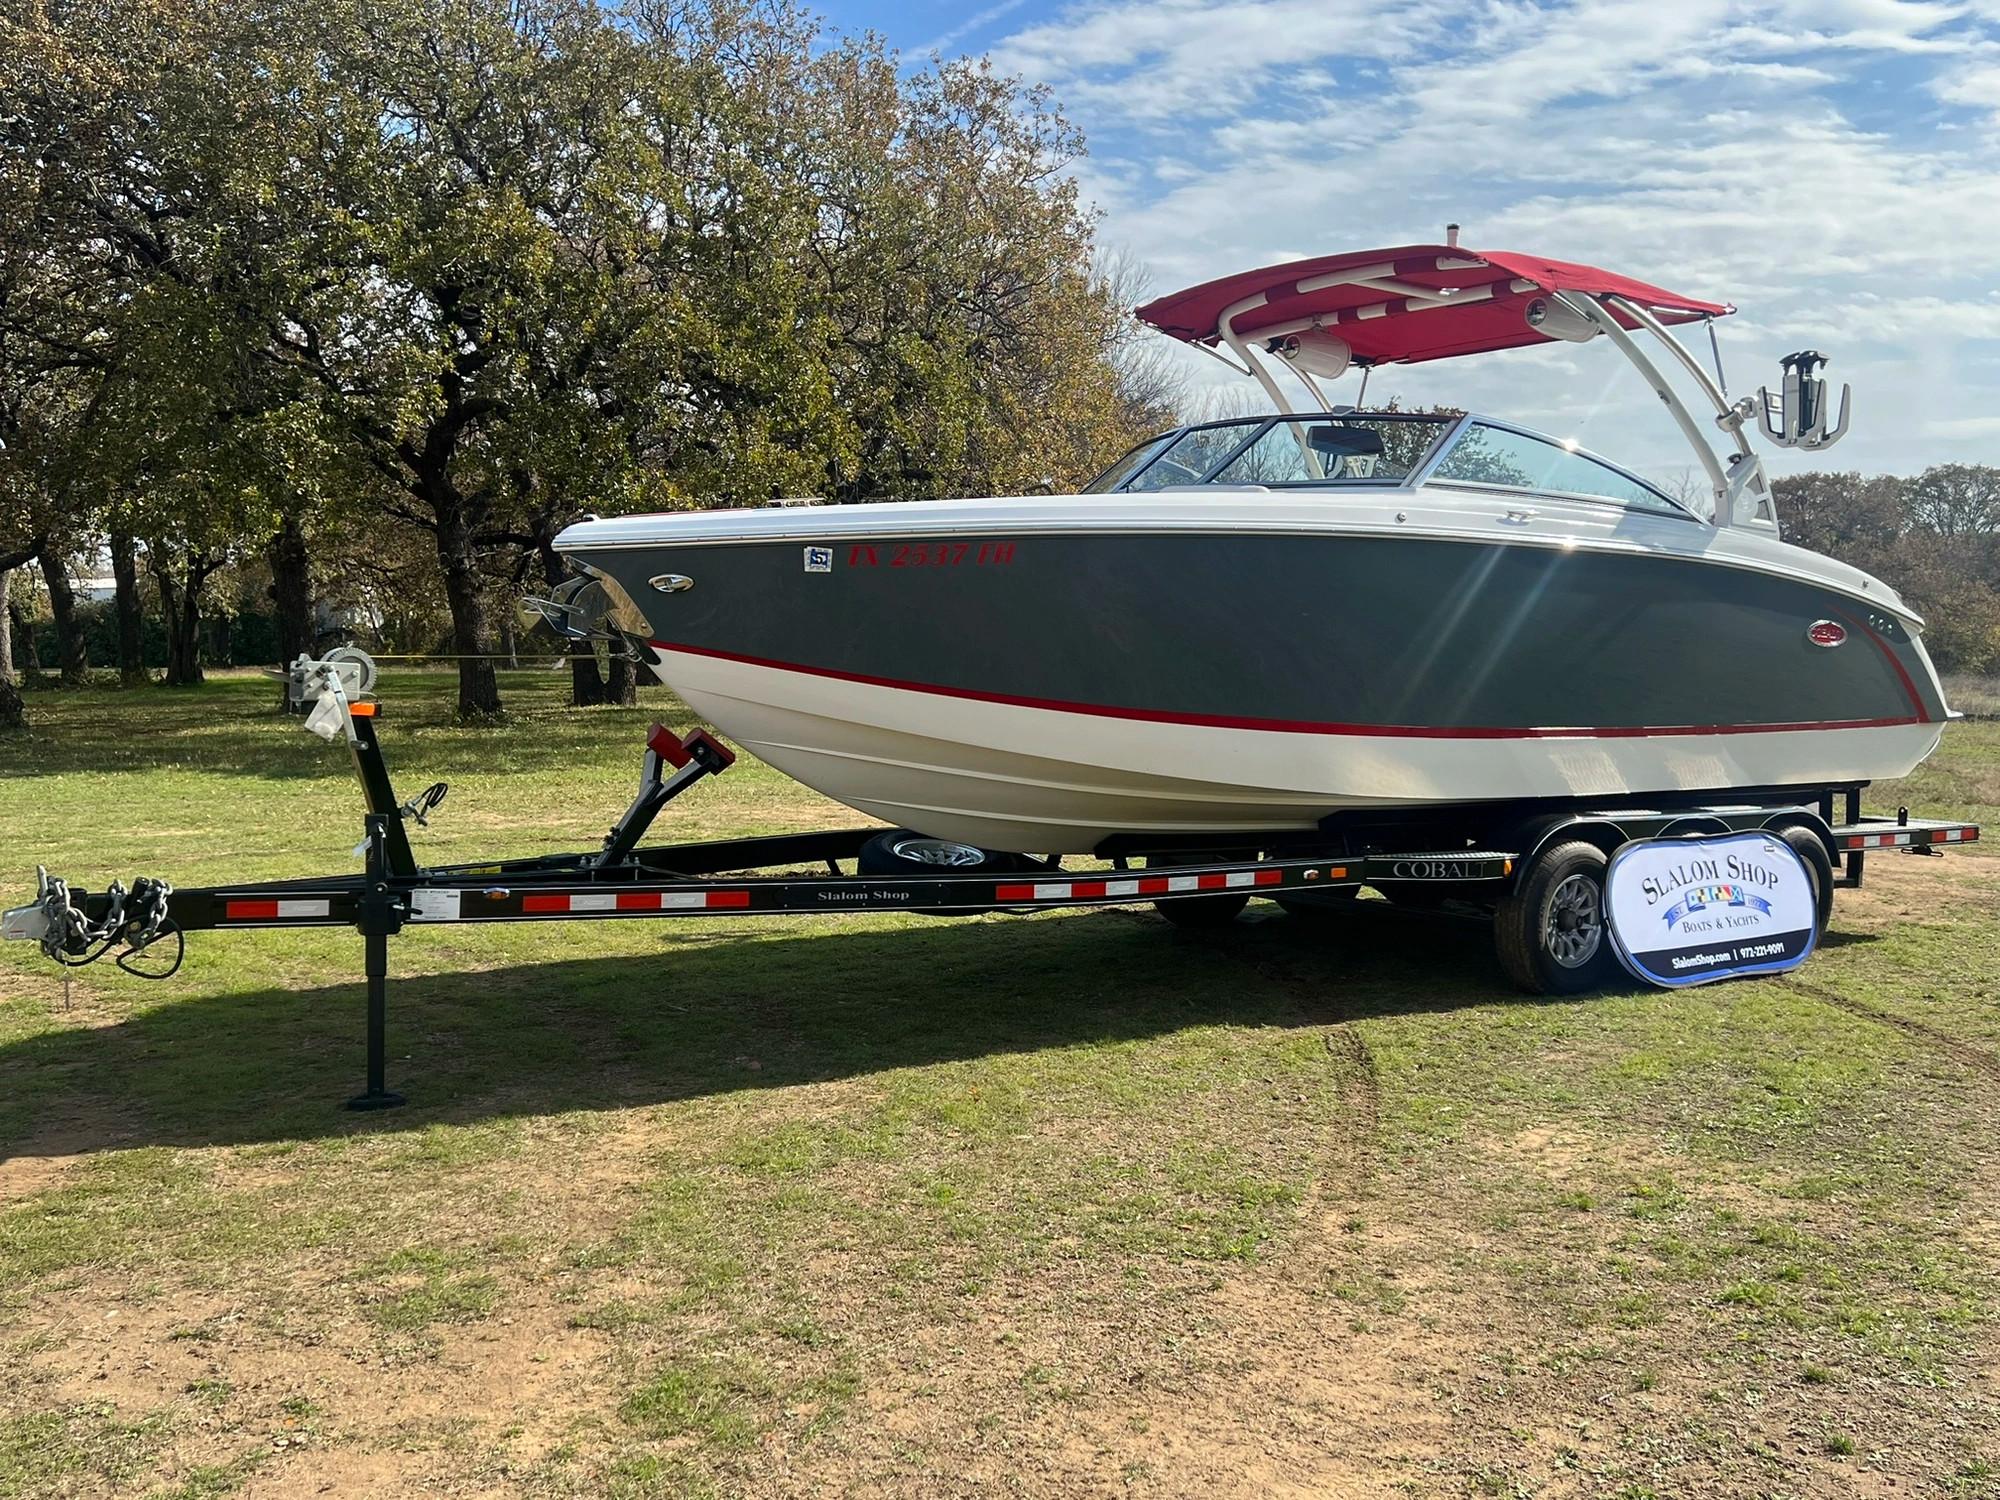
<box><xmin>1</xmin><ymin>669</ymin><xmax>1997</xmax><ymax>1498</ymax></box>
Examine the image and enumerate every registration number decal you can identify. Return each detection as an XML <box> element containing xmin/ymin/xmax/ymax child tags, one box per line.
<box><xmin>845</xmin><ymin>542</ymin><xmax>1016</xmax><ymax>568</ymax></box>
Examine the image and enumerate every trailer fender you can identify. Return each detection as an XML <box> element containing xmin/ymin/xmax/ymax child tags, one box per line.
<box><xmin>1507</xmin><ymin>815</ymin><xmax>1626</xmax><ymax>885</ymax></box>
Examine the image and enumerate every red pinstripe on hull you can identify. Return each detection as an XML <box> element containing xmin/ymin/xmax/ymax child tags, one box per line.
<box><xmin>1830</xmin><ymin>608</ymin><xmax>1930</xmax><ymax>720</ymax></box>
<box><xmin>647</xmin><ymin>640</ymin><xmax>1932</xmax><ymax>740</ymax></box>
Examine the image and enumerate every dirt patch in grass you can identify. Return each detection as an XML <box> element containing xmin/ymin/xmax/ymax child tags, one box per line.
<box><xmin>1025</xmin><ymin>1238</ymin><xmax>1466</xmax><ymax>1498</ymax></box>
<box><xmin>0</xmin><ymin>1104</ymin><xmax>151</xmax><ymax>1204</ymax></box>
<box><xmin>0</xmin><ymin>1151</ymin><xmax>87</xmax><ymax>1207</ymax></box>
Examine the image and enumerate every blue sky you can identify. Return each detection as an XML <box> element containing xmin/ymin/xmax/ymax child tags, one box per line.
<box><xmin>813</xmin><ymin>0</ymin><xmax>2000</xmax><ymax>481</ymax></box>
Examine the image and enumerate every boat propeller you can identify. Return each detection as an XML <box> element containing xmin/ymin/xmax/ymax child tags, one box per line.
<box><xmin>1755</xmin><ymin>350</ymin><xmax>1850</xmax><ymax>451</ymax></box>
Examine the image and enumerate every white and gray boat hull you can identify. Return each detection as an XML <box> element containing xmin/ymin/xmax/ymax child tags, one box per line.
<box><xmin>558</xmin><ymin>494</ymin><xmax>1950</xmax><ymax>853</ymax></box>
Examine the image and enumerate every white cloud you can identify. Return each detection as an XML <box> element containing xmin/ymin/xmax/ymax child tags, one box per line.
<box><xmin>990</xmin><ymin>0</ymin><xmax>1450</xmax><ymax>121</ymax></box>
<box><xmin>915</xmin><ymin>0</ymin><xmax>1031</xmax><ymax>56</ymax></box>
<box><xmin>990</xmin><ymin>0</ymin><xmax>2000</xmax><ymax>474</ymax></box>
<box><xmin>1817</xmin><ymin>296</ymin><xmax>2000</xmax><ymax>341</ymax></box>
<box><xmin>1933</xmin><ymin>59</ymin><xmax>2000</xmax><ymax>118</ymax></box>
<box><xmin>1924</xmin><ymin>415</ymin><xmax>2000</xmax><ymax>438</ymax></box>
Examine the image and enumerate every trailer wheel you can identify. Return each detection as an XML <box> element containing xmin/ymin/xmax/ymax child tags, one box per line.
<box><xmin>1775</xmin><ymin>825</ymin><xmax>1836</xmax><ymax>938</ymax></box>
<box><xmin>1495</xmin><ymin>840</ymin><xmax>1618</xmax><ymax>995</ymax></box>
<box><xmin>857</xmin><ymin>832</ymin><xmax>1031</xmax><ymax>877</ymax></box>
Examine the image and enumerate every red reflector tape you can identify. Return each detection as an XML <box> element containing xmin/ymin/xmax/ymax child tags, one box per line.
<box><xmin>224</xmin><ymin>898</ymin><xmax>330</xmax><ymax>920</ymax></box>
<box><xmin>1842</xmin><ymin>827</ymin><xmax>1978</xmax><ymax>849</ymax></box>
<box><xmin>994</xmin><ymin>869</ymin><xmax>1284</xmax><ymax>903</ymax></box>
<box><xmin>521</xmin><ymin>889</ymin><xmax>751</xmax><ymax>914</ymax></box>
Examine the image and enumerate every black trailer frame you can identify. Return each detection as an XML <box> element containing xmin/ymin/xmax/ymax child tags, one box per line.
<box><xmin>5</xmin><ymin>687</ymin><xmax>1979</xmax><ymax>1110</ymax></box>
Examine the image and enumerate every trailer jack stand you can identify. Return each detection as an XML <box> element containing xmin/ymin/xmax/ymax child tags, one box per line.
<box><xmin>333</xmin><ymin>724</ymin><xmax>733</xmax><ymax>1110</ymax></box>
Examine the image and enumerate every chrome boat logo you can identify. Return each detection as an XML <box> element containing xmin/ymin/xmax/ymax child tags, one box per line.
<box><xmin>1805</xmin><ymin>619</ymin><xmax>1847</xmax><ymax>648</ymax></box>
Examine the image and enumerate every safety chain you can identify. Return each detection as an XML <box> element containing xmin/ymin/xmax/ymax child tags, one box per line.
<box><xmin>35</xmin><ymin>868</ymin><xmax>182</xmax><ymax>979</ymax></box>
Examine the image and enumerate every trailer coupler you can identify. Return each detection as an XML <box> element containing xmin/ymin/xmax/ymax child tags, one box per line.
<box><xmin>2</xmin><ymin>867</ymin><xmax>183</xmax><ymax>978</ymax></box>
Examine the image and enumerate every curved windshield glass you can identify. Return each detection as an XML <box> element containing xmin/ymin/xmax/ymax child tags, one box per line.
<box><xmin>1429</xmin><ymin>422</ymin><xmax>1685</xmax><ymax>515</ymax></box>
<box><xmin>1085</xmin><ymin>413</ymin><xmax>1454</xmax><ymax>492</ymax></box>
<box><xmin>1083</xmin><ymin>436</ymin><xmax>1174</xmax><ymax>494</ymax></box>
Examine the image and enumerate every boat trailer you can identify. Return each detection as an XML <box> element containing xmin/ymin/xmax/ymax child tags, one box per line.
<box><xmin>3</xmin><ymin>653</ymin><xmax>1981</xmax><ymax>1109</ymax></box>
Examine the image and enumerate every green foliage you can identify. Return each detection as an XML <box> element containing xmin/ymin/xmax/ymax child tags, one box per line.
<box><xmin>2</xmin><ymin>0</ymin><xmax>1156</xmax><ymax>716</ymax></box>
<box><xmin>1772</xmin><ymin>467</ymin><xmax>2000</xmax><ymax>671</ymax></box>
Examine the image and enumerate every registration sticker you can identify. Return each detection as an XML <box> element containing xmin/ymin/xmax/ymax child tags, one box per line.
<box><xmin>803</xmin><ymin>546</ymin><xmax>833</xmax><ymax>573</ymax></box>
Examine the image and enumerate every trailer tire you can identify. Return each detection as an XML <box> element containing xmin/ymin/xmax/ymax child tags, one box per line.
<box><xmin>1495</xmin><ymin>840</ymin><xmax>1617</xmax><ymax>995</ymax></box>
<box><xmin>1775</xmin><ymin>824</ymin><xmax>1836</xmax><ymax>938</ymax></box>
<box><xmin>1275</xmin><ymin>886</ymin><xmax>1361</xmax><ymax>918</ymax></box>
<box><xmin>1146</xmin><ymin>854</ymin><xmax>1251</xmax><ymax>928</ymax></box>
<box><xmin>1376</xmin><ymin>879</ymin><xmax>1491</xmax><ymax>912</ymax></box>
<box><xmin>1156</xmin><ymin>892</ymin><xmax>1250</xmax><ymax>928</ymax></box>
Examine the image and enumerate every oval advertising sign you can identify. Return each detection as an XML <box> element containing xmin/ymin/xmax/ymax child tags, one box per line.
<box><xmin>1604</xmin><ymin>832</ymin><xmax>1819</xmax><ymax>988</ymax></box>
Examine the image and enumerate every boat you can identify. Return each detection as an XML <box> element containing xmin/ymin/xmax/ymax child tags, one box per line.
<box><xmin>549</xmin><ymin>240</ymin><xmax>1952</xmax><ymax>855</ymax></box>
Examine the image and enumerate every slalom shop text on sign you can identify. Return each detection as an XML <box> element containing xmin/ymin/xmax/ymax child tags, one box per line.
<box><xmin>1604</xmin><ymin>832</ymin><xmax>1819</xmax><ymax>987</ymax></box>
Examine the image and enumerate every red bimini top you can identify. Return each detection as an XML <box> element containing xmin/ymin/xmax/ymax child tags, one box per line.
<box><xmin>1133</xmin><ymin>244</ymin><xmax>1732</xmax><ymax>365</ymax></box>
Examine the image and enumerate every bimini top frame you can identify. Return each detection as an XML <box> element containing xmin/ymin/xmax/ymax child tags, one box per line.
<box><xmin>1134</xmin><ymin>239</ymin><xmax>1852</xmax><ymax>536</ymax></box>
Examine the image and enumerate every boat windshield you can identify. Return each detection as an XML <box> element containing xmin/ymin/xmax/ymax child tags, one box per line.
<box><xmin>1425</xmin><ymin>420</ymin><xmax>1689</xmax><ymax>517</ymax></box>
<box><xmin>1084</xmin><ymin>413</ymin><xmax>1454</xmax><ymax>493</ymax></box>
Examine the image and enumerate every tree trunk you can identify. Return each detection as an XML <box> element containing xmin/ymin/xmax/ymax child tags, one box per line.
<box><xmin>0</xmin><ymin>570</ymin><xmax>18</xmax><ymax>731</ymax></box>
<box><xmin>9</xmin><ymin>596</ymin><xmax>41</xmax><ymax>684</ymax></box>
<box><xmin>267</xmin><ymin>512</ymin><xmax>316</xmax><ymax>712</ymax></box>
<box><xmin>606</xmin><ymin>648</ymin><xmax>638</xmax><ymax>707</ymax></box>
<box><xmin>0</xmin><ymin>568</ymin><xmax>13</xmax><ymax>685</ymax></box>
<box><xmin>150</xmin><ymin>545</ymin><xmax>212</xmax><ymax>687</ymax></box>
<box><xmin>435</xmin><ymin>506</ymin><xmax>501</xmax><ymax>717</ymax></box>
<box><xmin>38</xmin><ymin>546</ymin><xmax>88</xmax><ymax>687</ymax></box>
<box><xmin>109</xmin><ymin>530</ymin><xmax>147</xmax><ymax>687</ymax></box>
<box><xmin>570</xmin><ymin>645</ymin><xmax>608</xmax><ymax>705</ymax></box>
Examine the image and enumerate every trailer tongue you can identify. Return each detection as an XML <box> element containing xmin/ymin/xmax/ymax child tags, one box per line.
<box><xmin>4</xmin><ymin>651</ymin><xmax>1980</xmax><ymax>1110</ymax></box>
